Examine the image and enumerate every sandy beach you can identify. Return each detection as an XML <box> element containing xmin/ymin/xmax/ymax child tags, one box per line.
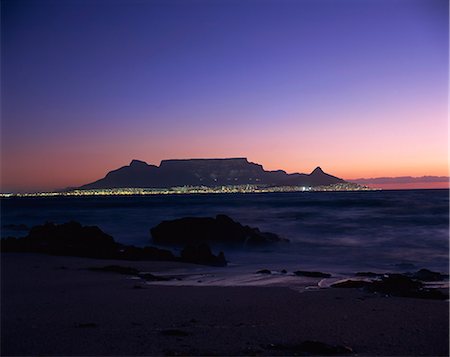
<box><xmin>1</xmin><ymin>252</ymin><xmax>448</xmax><ymax>356</ymax></box>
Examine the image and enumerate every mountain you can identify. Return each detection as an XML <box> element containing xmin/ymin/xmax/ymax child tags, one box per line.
<box><xmin>80</xmin><ymin>158</ymin><xmax>345</xmax><ymax>189</ymax></box>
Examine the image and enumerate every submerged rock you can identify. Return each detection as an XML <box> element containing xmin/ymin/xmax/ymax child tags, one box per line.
<box><xmin>150</xmin><ymin>214</ymin><xmax>287</xmax><ymax>246</ymax></box>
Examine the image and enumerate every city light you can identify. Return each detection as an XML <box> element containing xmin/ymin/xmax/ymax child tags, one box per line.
<box><xmin>0</xmin><ymin>183</ymin><xmax>377</xmax><ymax>198</ymax></box>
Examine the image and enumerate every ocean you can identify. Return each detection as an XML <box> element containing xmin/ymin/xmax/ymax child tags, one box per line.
<box><xmin>1</xmin><ymin>189</ymin><xmax>449</xmax><ymax>283</ymax></box>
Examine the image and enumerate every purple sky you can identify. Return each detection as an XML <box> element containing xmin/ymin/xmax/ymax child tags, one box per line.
<box><xmin>1</xmin><ymin>0</ymin><xmax>448</xmax><ymax>192</ymax></box>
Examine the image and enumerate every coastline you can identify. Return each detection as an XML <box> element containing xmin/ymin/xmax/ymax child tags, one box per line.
<box><xmin>2</xmin><ymin>253</ymin><xmax>449</xmax><ymax>356</ymax></box>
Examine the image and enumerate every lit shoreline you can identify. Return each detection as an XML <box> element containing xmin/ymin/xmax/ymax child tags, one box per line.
<box><xmin>0</xmin><ymin>183</ymin><xmax>376</xmax><ymax>198</ymax></box>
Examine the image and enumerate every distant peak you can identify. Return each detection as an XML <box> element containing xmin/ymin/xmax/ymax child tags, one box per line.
<box><xmin>129</xmin><ymin>159</ymin><xmax>148</xmax><ymax>167</ymax></box>
<box><xmin>311</xmin><ymin>166</ymin><xmax>324</xmax><ymax>174</ymax></box>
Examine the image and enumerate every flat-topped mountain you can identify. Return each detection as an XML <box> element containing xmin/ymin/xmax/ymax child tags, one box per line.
<box><xmin>80</xmin><ymin>158</ymin><xmax>345</xmax><ymax>189</ymax></box>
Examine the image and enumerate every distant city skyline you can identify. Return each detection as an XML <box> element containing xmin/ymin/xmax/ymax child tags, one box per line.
<box><xmin>1</xmin><ymin>0</ymin><xmax>448</xmax><ymax>192</ymax></box>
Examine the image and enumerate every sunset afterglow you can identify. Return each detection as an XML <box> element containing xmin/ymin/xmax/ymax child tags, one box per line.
<box><xmin>1</xmin><ymin>0</ymin><xmax>448</xmax><ymax>192</ymax></box>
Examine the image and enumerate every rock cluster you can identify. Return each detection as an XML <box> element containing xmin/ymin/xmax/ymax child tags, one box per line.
<box><xmin>151</xmin><ymin>214</ymin><xmax>287</xmax><ymax>246</ymax></box>
<box><xmin>332</xmin><ymin>273</ymin><xmax>448</xmax><ymax>300</ymax></box>
<box><xmin>2</xmin><ymin>221</ymin><xmax>226</xmax><ymax>267</ymax></box>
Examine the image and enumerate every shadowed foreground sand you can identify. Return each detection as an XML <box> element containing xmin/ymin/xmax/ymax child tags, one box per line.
<box><xmin>1</xmin><ymin>253</ymin><xmax>449</xmax><ymax>356</ymax></box>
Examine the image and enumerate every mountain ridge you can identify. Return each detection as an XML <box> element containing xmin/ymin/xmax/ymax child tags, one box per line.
<box><xmin>80</xmin><ymin>158</ymin><xmax>345</xmax><ymax>189</ymax></box>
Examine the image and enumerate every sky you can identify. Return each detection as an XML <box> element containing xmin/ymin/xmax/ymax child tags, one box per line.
<box><xmin>1</xmin><ymin>0</ymin><xmax>449</xmax><ymax>192</ymax></box>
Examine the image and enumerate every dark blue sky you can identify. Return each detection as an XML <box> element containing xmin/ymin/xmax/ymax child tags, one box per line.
<box><xmin>2</xmin><ymin>0</ymin><xmax>448</xmax><ymax>191</ymax></box>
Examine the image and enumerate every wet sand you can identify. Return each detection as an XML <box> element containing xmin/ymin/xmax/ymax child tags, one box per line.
<box><xmin>1</xmin><ymin>253</ymin><xmax>449</xmax><ymax>356</ymax></box>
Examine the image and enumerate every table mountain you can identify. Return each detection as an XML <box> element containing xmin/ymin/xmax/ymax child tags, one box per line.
<box><xmin>80</xmin><ymin>158</ymin><xmax>344</xmax><ymax>189</ymax></box>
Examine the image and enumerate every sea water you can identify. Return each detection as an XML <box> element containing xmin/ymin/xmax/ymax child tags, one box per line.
<box><xmin>1</xmin><ymin>190</ymin><xmax>449</xmax><ymax>279</ymax></box>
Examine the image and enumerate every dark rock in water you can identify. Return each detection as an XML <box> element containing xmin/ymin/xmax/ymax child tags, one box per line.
<box><xmin>332</xmin><ymin>280</ymin><xmax>372</xmax><ymax>289</ymax></box>
<box><xmin>268</xmin><ymin>340</ymin><xmax>354</xmax><ymax>355</ymax></box>
<box><xmin>1</xmin><ymin>221</ymin><xmax>219</xmax><ymax>267</ymax></box>
<box><xmin>1</xmin><ymin>221</ymin><xmax>117</xmax><ymax>259</ymax></box>
<box><xmin>410</xmin><ymin>268</ymin><xmax>449</xmax><ymax>282</ymax></box>
<box><xmin>256</xmin><ymin>269</ymin><xmax>271</xmax><ymax>274</ymax></box>
<box><xmin>281</xmin><ymin>269</ymin><xmax>287</xmax><ymax>274</ymax></box>
<box><xmin>333</xmin><ymin>274</ymin><xmax>448</xmax><ymax>300</ymax></box>
<box><xmin>88</xmin><ymin>265</ymin><xmax>139</xmax><ymax>275</ymax></box>
<box><xmin>294</xmin><ymin>270</ymin><xmax>331</xmax><ymax>278</ymax></box>
<box><xmin>180</xmin><ymin>243</ymin><xmax>227</xmax><ymax>267</ymax></box>
<box><xmin>369</xmin><ymin>274</ymin><xmax>422</xmax><ymax>296</ymax></box>
<box><xmin>369</xmin><ymin>274</ymin><xmax>448</xmax><ymax>299</ymax></box>
<box><xmin>150</xmin><ymin>214</ymin><xmax>287</xmax><ymax>246</ymax></box>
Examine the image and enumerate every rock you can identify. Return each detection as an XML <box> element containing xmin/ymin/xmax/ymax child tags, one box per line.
<box><xmin>2</xmin><ymin>221</ymin><xmax>118</xmax><ymax>258</ymax></box>
<box><xmin>150</xmin><ymin>214</ymin><xmax>287</xmax><ymax>246</ymax></box>
<box><xmin>280</xmin><ymin>269</ymin><xmax>288</xmax><ymax>274</ymax></box>
<box><xmin>294</xmin><ymin>270</ymin><xmax>331</xmax><ymax>278</ymax></box>
<box><xmin>410</xmin><ymin>268</ymin><xmax>449</xmax><ymax>282</ymax></box>
<box><xmin>369</xmin><ymin>274</ymin><xmax>422</xmax><ymax>296</ymax></box>
<box><xmin>256</xmin><ymin>269</ymin><xmax>271</xmax><ymax>274</ymax></box>
<box><xmin>88</xmin><ymin>265</ymin><xmax>139</xmax><ymax>275</ymax></box>
<box><xmin>180</xmin><ymin>243</ymin><xmax>227</xmax><ymax>267</ymax></box>
<box><xmin>369</xmin><ymin>274</ymin><xmax>448</xmax><ymax>299</ymax></box>
<box><xmin>1</xmin><ymin>221</ymin><xmax>221</xmax><ymax>267</ymax></box>
<box><xmin>332</xmin><ymin>274</ymin><xmax>448</xmax><ymax>300</ymax></box>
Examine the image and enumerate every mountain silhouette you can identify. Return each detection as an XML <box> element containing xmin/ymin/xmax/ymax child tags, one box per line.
<box><xmin>80</xmin><ymin>158</ymin><xmax>345</xmax><ymax>189</ymax></box>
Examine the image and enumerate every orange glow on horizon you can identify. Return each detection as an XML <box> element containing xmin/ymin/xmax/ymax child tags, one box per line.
<box><xmin>2</xmin><ymin>151</ymin><xmax>448</xmax><ymax>193</ymax></box>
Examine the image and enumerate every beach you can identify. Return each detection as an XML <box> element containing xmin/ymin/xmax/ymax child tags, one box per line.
<box><xmin>2</xmin><ymin>252</ymin><xmax>448</xmax><ymax>356</ymax></box>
